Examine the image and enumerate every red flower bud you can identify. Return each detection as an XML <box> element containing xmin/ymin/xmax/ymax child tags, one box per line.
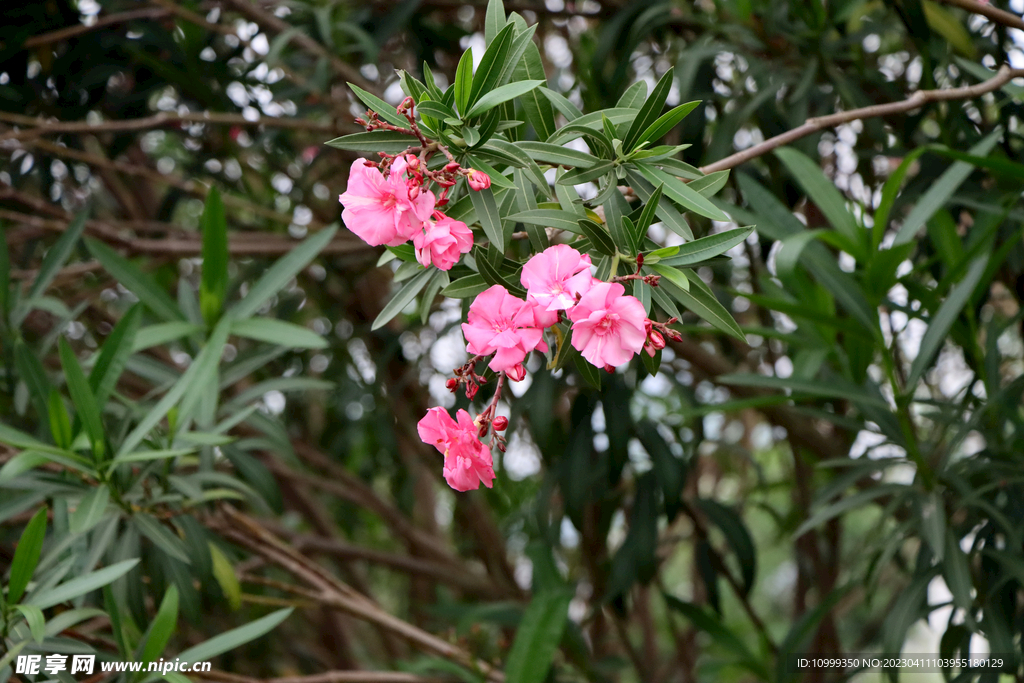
<box><xmin>493</xmin><ymin>416</ymin><xmax>508</xmax><ymax>431</ymax></box>
<box><xmin>466</xmin><ymin>382</ymin><xmax>479</xmax><ymax>400</ymax></box>
<box><xmin>497</xmin><ymin>442</ymin><xmax>507</xmax><ymax>453</ymax></box>
<box><xmin>467</xmin><ymin>169</ymin><xmax>491</xmax><ymax>191</ymax></box>
<box><xmin>446</xmin><ymin>378</ymin><xmax>458</xmax><ymax>392</ymax></box>
<box><xmin>479</xmin><ymin>424</ymin><xmax>489</xmax><ymax>438</ymax></box>
<box><xmin>507</xmin><ymin>363</ymin><xmax>527</xmax><ymax>382</ymax></box>
<box><xmin>649</xmin><ymin>329</ymin><xmax>665</xmax><ymax>350</ymax></box>
<box><xmin>636</xmin><ymin>253</ymin><xmax>644</xmax><ymax>267</ymax></box>
<box><xmin>604</xmin><ymin>364</ymin><xmax>615</xmax><ymax>373</ymax></box>
<box><xmin>445</xmin><ymin>161</ymin><xmax>461</xmax><ymax>172</ymax></box>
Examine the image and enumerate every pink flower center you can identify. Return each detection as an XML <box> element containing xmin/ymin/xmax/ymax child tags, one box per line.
<box><xmin>491</xmin><ymin>316</ymin><xmax>513</xmax><ymax>333</ymax></box>
<box><xmin>596</xmin><ymin>313</ymin><xmax>620</xmax><ymax>334</ymax></box>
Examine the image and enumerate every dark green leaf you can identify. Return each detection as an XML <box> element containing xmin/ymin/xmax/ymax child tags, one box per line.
<box><xmin>636</xmin><ymin>100</ymin><xmax>700</xmax><ymax>148</ymax></box>
<box><xmin>506</xmin><ymin>209</ymin><xmax>584</xmax><ymax>234</ymax></box>
<box><xmin>697</xmin><ymin>499</ymin><xmax>756</xmax><ymax>595</ymax></box>
<box><xmin>90</xmin><ymin>304</ymin><xmax>141</xmax><ymax>407</ymax></box>
<box><xmin>59</xmin><ymin>338</ymin><xmax>105</xmax><ymax>460</ymax></box>
<box><xmin>176</xmin><ymin>608</ymin><xmax>292</xmax><ymax>662</ymax></box>
<box><xmin>622</xmin><ymin>67</ymin><xmax>674</xmax><ymax>152</ymax></box>
<box><xmin>657</xmin><ymin>226</ymin><xmax>753</xmax><ymax>266</ymax></box>
<box><xmin>556</xmin><ymin>160</ymin><xmax>617</xmax><ymax>186</ymax></box>
<box><xmin>442</xmin><ymin>274</ymin><xmax>489</xmax><ymax>298</ymax></box>
<box><xmin>348</xmin><ymin>83</ymin><xmax>410</xmax><ymax>128</ymax></box>
<box><xmin>8</xmin><ymin>507</ymin><xmax>48</xmax><ymax>604</ymax></box>
<box><xmin>324</xmin><ymin>131</ymin><xmax>417</xmax><ymax>153</ymax></box>
<box><xmin>578</xmin><ymin>219</ymin><xmax>616</xmax><ymax>256</ymax></box>
<box><xmin>663</xmin><ymin>272</ymin><xmax>744</xmax><ymax>340</ymax></box>
<box><xmin>27</xmin><ymin>558</ymin><xmax>139</xmax><ymax>609</ymax></box>
<box><xmin>504</xmin><ymin>590</ymin><xmax>573</xmax><ymax>683</ymax></box>
<box><xmin>469</xmin><ymin>187</ymin><xmax>505</xmax><ymax>251</ymax></box>
<box><xmin>86</xmin><ymin>239</ymin><xmax>183</xmax><ymax>322</ymax></box>
<box><xmin>372</xmin><ymin>267</ymin><xmax>433</xmax><ymax>330</ymax></box>
<box><xmin>518</xmin><ymin>141</ymin><xmax>599</xmax><ymax>168</ymax></box>
<box><xmin>635</xmin><ymin>163</ymin><xmax>729</xmax><ymax>221</ymax></box>
<box><xmin>231</xmin><ymin>318</ymin><xmax>327</xmax><ymax>349</ymax></box>
<box><xmin>28</xmin><ymin>210</ymin><xmax>88</xmax><ymax>301</ymax></box>
<box><xmin>466</xmin><ymin>80</ymin><xmax>544</xmax><ymax>118</ymax></box>
<box><xmin>139</xmin><ymin>585</ymin><xmax>179</xmax><ymax>668</ymax></box>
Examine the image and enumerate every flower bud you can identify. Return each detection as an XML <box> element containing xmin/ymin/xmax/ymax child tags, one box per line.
<box><xmin>446</xmin><ymin>378</ymin><xmax>458</xmax><ymax>392</ymax></box>
<box><xmin>445</xmin><ymin>161</ymin><xmax>461</xmax><ymax>172</ymax></box>
<box><xmin>467</xmin><ymin>169</ymin><xmax>491</xmax><ymax>191</ymax></box>
<box><xmin>649</xmin><ymin>329</ymin><xmax>665</xmax><ymax>350</ymax></box>
<box><xmin>479</xmin><ymin>424</ymin><xmax>489</xmax><ymax>438</ymax></box>
<box><xmin>636</xmin><ymin>253</ymin><xmax>644</xmax><ymax>267</ymax></box>
<box><xmin>493</xmin><ymin>416</ymin><xmax>508</xmax><ymax>431</ymax></box>
<box><xmin>466</xmin><ymin>382</ymin><xmax>479</xmax><ymax>400</ymax></box>
<box><xmin>497</xmin><ymin>442</ymin><xmax>507</xmax><ymax>453</ymax></box>
<box><xmin>604</xmin><ymin>364</ymin><xmax>615</xmax><ymax>373</ymax></box>
<box><xmin>507</xmin><ymin>363</ymin><xmax>527</xmax><ymax>382</ymax></box>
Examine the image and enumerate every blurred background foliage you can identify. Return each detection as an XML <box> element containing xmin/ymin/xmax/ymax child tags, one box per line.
<box><xmin>1</xmin><ymin>1</ymin><xmax>1024</xmax><ymax>682</ymax></box>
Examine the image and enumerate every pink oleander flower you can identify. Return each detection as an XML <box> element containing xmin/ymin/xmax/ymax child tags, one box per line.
<box><xmin>417</xmin><ymin>407</ymin><xmax>495</xmax><ymax>491</ymax></box>
<box><xmin>338</xmin><ymin>156</ymin><xmax>435</xmax><ymax>247</ymax></box>
<box><xmin>521</xmin><ymin>245</ymin><xmax>594</xmax><ymax>312</ymax></box>
<box><xmin>467</xmin><ymin>169</ymin><xmax>491</xmax><ymax>191</ymax></box>
<box><xmin>569</xmin><ymin>281</ymin><xmax>647</xmax><ymax>368</ymax></box>
<box><xmin>462</xmin><ymin>285</ymin><xmax>549</xmax><ymax>375</ymax></box>
<box><xmin>413</xmin><ymin>214</ymin><xmax>473</xmax><ymax>270</ymax></box>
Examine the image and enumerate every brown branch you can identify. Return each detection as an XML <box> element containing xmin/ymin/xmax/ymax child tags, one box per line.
<box><xmin>700</xmin><ymin>65</ymin><xmax>1024</xmax><ymax>174</ymax></box>
<box><xmin>20</xmin><ymin>8</ymin><xmax>171</xmax><ymax>48</ymax></box>
<box><xmin>0</xmin><ymin>110</ymin><xmax>348</xmax><ymax>143</ymax></box>
<box><xmin>935</xmin><ymin>0</ymin><xmax>1024</xmax><ymax>31</ymax></box>
<box><xmin>220</xmin><ymin>0</ymin><xmax>375</xmax><ymax>93</ymax></box>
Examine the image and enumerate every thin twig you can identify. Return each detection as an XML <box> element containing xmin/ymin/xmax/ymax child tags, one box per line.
<box><xmin>935</xmin><ymin>0</ymin><xmax>1024</xmax><ymax>31</ymax></box>
<box><xmin>0</xmin><ymin>110</ymin><xmax>349</xmax><ymax>143</ymax></box>
<box><xmin>701</xmin><ymin>65</ymin><xmax>1024</xmax><ymax>174</ymax></box>
<box><xmin>21</xmin><ymin>8</ymin><xmax>171</xmax><ymax>48</ymax></box>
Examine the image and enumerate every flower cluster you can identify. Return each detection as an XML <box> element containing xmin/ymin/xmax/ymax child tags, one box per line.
<box><xmin>338</xmin><ymin>98</ymin><xmax>491</xmax><ymax>270</ymax></box>
<box><xmin>417</xmin><ymin>245</ymin><xmax>681</xmax><ymax>491</ymax></box>
<box><xmin>339</xmin><ymin>156</ymin><xmax>475</xmax><ymax>270</ymax></box>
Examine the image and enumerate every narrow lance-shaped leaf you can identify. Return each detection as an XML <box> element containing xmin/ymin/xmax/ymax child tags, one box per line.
<box><xmin>372</xmin><ymin>267</ymin><xmax>433</xmax><ymax>331</ymax></box>
<box><xmin>504</xmin><ymin>590</ymin><xmax>573</xmax><ymax>683</ymax></box>
<box><xmin>622</xmin><ymin>67</ymin><xmax>675</xmax><ymax>152</ymax></box>
<box><xmin>59</xmin><ymin>338</ymin><xmax>106</xmax><ymax>460</ymax></box>
<box><xmin>469</xmin><ymin>186</ymin><xmax>505</xmax><ymax>251</ymax></box>
<box><xmin>27</xmin><ymin>210</ymin><xmax>88</xmax><ymax>302</ymax></box>
<box><xmin>90</xmin><ymin>304</ymin><xmax>142</xmax><ymax>407</ymax></box>
<box><xmin>86</xmin><ymin>238</ymin><xmax>183</xmax><ymax>322</ymax></box>
<box><xmin>176</xmin><ymin>608</ymin><xmax>293</xmax><ymax>662</ymax></box>
<box><xmin>8</xmin><ymin>507</ymin><xmax>48</xmax><ymax>604</ymax></box>
<box><xmin>139</xmin><ymin>584</ymin><xmax>180</xmax><ymax>667</ymax></box>
<box><xmin>199</xmin><ymin>188</ymin><xmax>229</xmax><ymax>327</ymax></box>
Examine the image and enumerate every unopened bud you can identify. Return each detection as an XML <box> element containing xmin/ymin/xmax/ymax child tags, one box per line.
<box><xmin>467</xmin><ymin>169</ymin><xmax>491</xmax><ymax>191</ymax></box>
<box><xmin>479</xmin><ymin>424</ymin><xmax>489</xmax><ymax>438</ymax></box>
<box><xmin>604</xmin><ymin>364</ymin><xmax>615</xmax><ymax>373</ymax></box>
<box><xmin>493</xmin><ymin>416</ymin><xmax>508</xmax><ymax>431</ymax></box>
<box><xmin>649</xmin><ymin>330</ymin><xmax>665</xmax><ymax>350</ymax></box>
<box><xmin>636</xmin><ymin>253</ymin><xmax>644</xmax><ymax>267</ymax></box>
<box><xmin>446</xmin><ymin>378</ymin><xmax>458</xmax><ymax>392</ymax></box>
<box><xmin>497</xmin><ymin>442</ymin><xmax>507</xmax><ymax>453</ymax></box>
<box><xmin>445</xmin><ymin>161</ymin><xmax>461</xmax><ymax>172</ymax></box>
<box><xmin>507</xmin><ymin>363</ymin><xmax>526</xmax><ymax>382</ymax></box>
<box><xmin>466</xmin><ymin>382</ymin><xmax>479</xmax><ymax>400</ymax></box>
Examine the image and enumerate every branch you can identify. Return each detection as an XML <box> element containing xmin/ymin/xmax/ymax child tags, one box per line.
<box><xmin>0</xmin><ymin>110</ymin><xmax>350</xmax><ymax>142</ymax></box>
<box><xmin>21</xmin><ymin>8</ymin><xmax>171</xmax><ymax>48</ymax></box>
<box><xmin>701</xmin><ymin>65</ymin><xmax>1024</xmax><ymax>174</ymax></box>
<box><xmin>934</xmin><ymin>0</ymin><xmax>1024</xmax><ymax>31</ymax></box>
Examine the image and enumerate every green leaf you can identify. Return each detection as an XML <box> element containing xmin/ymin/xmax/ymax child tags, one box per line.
<box><xmin>118</xmin><ymin>318</ymin><xmax>230</xmax><ymax>457</ymax></box>
<box><xmin>882</xmin><ymin>568</ymin><xmax>939</xmax><ymax>655</ymax></box>
<box><xmin>555</xmin><ymin>160</ymin><xmax>617</xmax><ymax>186</ymax></box>
<box><xmin>441</xmin><ymin>273</ymin><xmax>489</xmax><ymax>299</ymax></box>
<box><xmin>665</xmin><ymin>272</ymin><xmax>743</xmax><ymax>340</ymax></box>
<box><xmin>454</xmin><ymin>48</ymin><xmax>475</xmax><ymax>115</ymax></box>
<box><xmin>515</xmin><ymin>45</ymin><xmax>556</xmax><ymax>140</ymax></box>
<box><xmin>663</xmin><ymin>596</ymin><xmax>767</xmax><ymax>678</ymax></box>
<box><xmin>348</xmin><ymin>83</ymin><xmax>410</xmax><ymax>129</ymax></box>
<box><xmin>636</xmin><ymin>100</ymin><xmax>700</xmax><ymax>148</ymax></box>
<box><xmin>578</xmin><ymin>219</ymin><xmax>616</xmax><ymax>256</ymax></box>
<box><xmin>14</xmin><ymin>604</ymin><xmax>46</xmax><ymax>644</ymax></box>
<box><xmin>467</xmin><ymin>23</ymin><xmax>515</xmax><ymax>109</ymax></box>
<box><xmin>574</xmin><ymin>353</ymin><xmax>603</xmax><ymax>389</ymax></box>
<box><xmin>230</xmin><ymin>225</ymin><xmax>337</xmax><ymax>320</ymax></box>
<box><xmin>697</xmin><ymin>499</ymin><xmax>756</xmax><ymax>595</ymax></box>
<box><xmin>134</xmin><ymin>513</ymin><xmax>191</xmax><ymax>565</ymax></box>
<box><xmin>90</xmin><ymin>304</ymin><xmax>142</xmax><ymax>406</ymax></box>
<box><xmin>27</xmin><ymin>558</ymin><xmax>139</xmax><ymax>609</ymax></box>
<box><xmin>719</xmin><ymin>373</ymin><xmax>889</xmax><ymax>410</ymax></box>
<box><xmin>616</xmin><ymin>80</ymin><xmax>648</xmax><ymax>109</ymax></box>
<box><xmin>906</xmin><ymin>254</ymin><xmax>988</xmax><ymax>388</ymax></box>
<box><xmin>477</xmin><ymin>251</ymin><xmax>526</xmax><ymax>298</ymax></box>
<box><xmin>27</xmin><ymin>210</ymin><xmax>87</xmax><ymax>302</ymax></box>
<box><xmin>634</xmin><ymin>163</ymin><xmax>729</xmax><ymax>221</ymax></box>
<box><xmin>69</xmin><ymin>486</ymin><xmax>110</xmax><ymax>535</ymax></box>
<box><xmin>372</xmin><ymin>267</ymin><xmax>433</xmax><ymax>330</ymax></box>
<box><xmin>469</xmin><ymin>187</ymin><xmax>505</xmax><ymax>251</ymax></box>
<box><xmin>15</xmin><ymin>341</ymin><xmax>52</xmax><ymax>419</ymax></box>
<box><xmin>8</xmin><ymin>507</ymin><xmax>48</xmax><ymax>604</ymax></box>
<box><xmin>892</xmin><ymin>129</ymin><xmax>1002</xmax><ymax>245</ymax></box>
<box><xmin>506</xmin><ymin>209</ymin><xmax>584</xmax><ymax>234</ymax></box>
<box><xmin>648</xmin><ymin>264</ymin><xmax>690</xmax><ymax>292</ymax></box>
<box><xmin>657</xmin><ymin>226</ymin><xmax>753</xmax><ymax>266</ymax></box>
<box><xmin>199</xmin><ymin>188</ymin><xmax>229</xmax><ymax>327</ymax></box>
<box><xmin>209</xmin><ymin>542</ymin><xmax>242</xmax><ymax>611</ymax></box>
<box><xmin>176</xmin><ymin>608</ymin><xmax>293</xmax><ymax>662</ymax></box>
<box><xmin>688</xmin><ymin>169</ymin><xmax>729</xmax><ymax>198</ymax></box>
<box><xmin>416</xmin><ymin>100</ymin><xmax>455</xmax><ymax>123</ymax></box>
<box><xmin>48</xmin><ymin>390</ymin><xmax>72</xmax><ymax>449</ymax></box>
<box><xmin>637</xmin><ymin>419</ymin><xmax>686</xmax><ymax>521</ymax></box>
<box><xmin>230</xmin><ymin>318</ymin><xmax>327</xmax><ymax>349</ymax></box>
<box><xmin>466</xmin><ymin>80</ymin><xmax>544</xmax><ymax>119</ymax></box>
<box><xmin>504</xmin><ymin>590</ymin><xmax>573</xmax><ymax>683</ymax></box>
<box><xmin>86</xmin><ymin>239</ymin><xmax>183</xmax><ymax>322</ymax></box>
<box><xmin>518</xmin><ymin>141</ymin><xmax>599</xmax><ymax>168</ymax></box>
<box><xmin>538</xmin><ymin>86</ymin><xmax>583</xmax><ymax>121</ymax></box>
<box><xmin>138</xmin><ymin>584</ymin><xmax>179</xmax><ymax>671</ymax></box>
<box><xmin>622</xmin><ymin>67</ymin><xmax>674</xmax><ymax>152</ymax></box>
<box><xmin>484</xmin><ymin>0</ymin><xmax>507</xmax><ymax>44</ymax></box>
<box><xmin>324</xmin><ymin>131</ymin><xmax>416</xmax><ymax>153</ymax></box>
<box><xmin>59</xmin><ymin>338</ymin><xmax>105</xmax><ymax>460</ymax></box>
<box><xmin>774</xmin><ymin>147</ymin><xmax>865</xmax><ymax>257</ymax></box>
<box><xmin>132</xmin><ymin>321</ymin><xmax>202</xmax><ymax>352</ymax></box>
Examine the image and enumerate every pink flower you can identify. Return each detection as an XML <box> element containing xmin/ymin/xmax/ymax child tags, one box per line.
<box><xmin>467</xmin><ymin>169</ymin><xmax>491</xmax><ymax>191</ymax></box>
<box><xmin>412</xmin><ymin>214</ymin><xmax>473</xmax><ymax>270</ymax></box>
<box><xmin>462</xmin><ymin>285</ymin><xmax>549</xmax><ymax>375</ymax></box>
<box><xmin>569</xmin><ymin>281</ymin><xmax>647</xmax><ymax>368</ymax></box>
<box><xmin>521</xmin><ymin>245</ymin><xmax>594</xmax><ymax>312</ymax></box>
<box><xmin>417</xmin><ymin>407</ymin><xmax>495</xmax><ymax>491</ymax></box>
<box><xmin>338</xmin><ymin>156</ymin><xmax>435</xmax><ymax>247</ymax></box>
